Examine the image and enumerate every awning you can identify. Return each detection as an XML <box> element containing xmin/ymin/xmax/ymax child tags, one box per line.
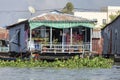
<box><xmin>29</xmin><ymin>21</ymin><xmax>95</xmax><ymax>30</ymax></box>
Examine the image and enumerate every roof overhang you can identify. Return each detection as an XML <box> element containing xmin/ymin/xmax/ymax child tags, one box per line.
<box><xmin>29</xmin><ymin>20</ymin><xmax>95</xmax><ymax>30</ymax></box>
<box><xmin>6</xmin><ymin>20</ymin><xmax>28</xmax><ymax>29</ymax></box>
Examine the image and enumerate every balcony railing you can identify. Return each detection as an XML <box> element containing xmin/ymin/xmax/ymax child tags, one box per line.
<box><xmin>33</xmin><ymin>43</ymin><xmax>91</xmax><ymax>54</ymax></box>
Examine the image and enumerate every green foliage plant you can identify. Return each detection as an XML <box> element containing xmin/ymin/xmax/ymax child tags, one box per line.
<box><xmin>61</xmin><ymin>2</ymin><xmax>74</xmax><ymax>14</ymax></box>
<box><xmin>0</xmin><ymin>56</ymin><xmax>113</xmax><ymax>69</ymax></box>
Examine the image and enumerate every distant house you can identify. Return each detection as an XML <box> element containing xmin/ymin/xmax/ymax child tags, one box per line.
<box><xmin>102</xmin><ymin>15</ymin><xmax>120</xmax><ymax>58</ymax></box>
<box><xmin>74</xmin><ymin>6</ymin><xmax>120</xmax><ymax>29</ymax></box>
<box><xmin>0</xmin><ymin>27</ymin><xmax>9</xmax><ymax>40</ymax></box>
<box><xmin>0</xmin><ymin>27</ymin><xmax>9</xmax><ymax>52</ymax></box>
<box><xmin>6</xmin><ymin>12</ymin><xmax>96</xmax><ymax>58</ymax></box>
<box><xmin>74</xmin><ymin>11</ymin><xmax>107</xmax><ymax>28</ymax></box>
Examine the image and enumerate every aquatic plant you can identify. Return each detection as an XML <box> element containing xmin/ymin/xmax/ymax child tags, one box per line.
<box><xmin>0</xmin><ymin>56</ymin><xmax>113</xmax><ymax>68</ymax></box>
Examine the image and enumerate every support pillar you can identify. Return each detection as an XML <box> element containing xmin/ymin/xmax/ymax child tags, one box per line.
<box><xmin>29</xmin><ymin>29</ymin><xmax>32</xmax><ymax>58</ymax></box>
<box><xmin>90</xmin><ymin>28</ymin><xmax>93</xmax><ymax>52</ymax></box>
<box><xmin>70</xmin><ymin>28</ymin><xmax>72</xmax><ymax>45</ymax></box>
<box><xmin>50</xmin><ymin>27</ymin><xmax>52</xmax><ymax>48</ymax></box>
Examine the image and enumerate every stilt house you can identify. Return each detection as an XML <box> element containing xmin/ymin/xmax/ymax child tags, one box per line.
<box><xmin>7</xmin><ymin>12</ymin><xmax>96</xmax><ymax>58</ymax></box>
<box><xmin>102</xmin><ymin>15</ymin><xmax>120</xmax><ymax>58</ymax></box>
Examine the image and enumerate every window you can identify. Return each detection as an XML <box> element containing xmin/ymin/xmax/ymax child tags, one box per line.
<box><xmin>102</xmin><ymin>19</ymin><xmax>106</xmax><ymax>24</ymax></box>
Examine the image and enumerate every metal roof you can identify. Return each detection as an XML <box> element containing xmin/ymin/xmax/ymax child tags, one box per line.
<box><xmin>31</xmin><ymin>13</ymin><xmax>93</xmax><ymax>22</ymax></box>
<box><xmin>6</xmin><ymin>12</ymin><xmax>96</xmax><ymax>29</ymax></box>
<box><xmin>29</xmin><ymin>12</ymin><xmax>96</xmax><ymax>29</ymax></box>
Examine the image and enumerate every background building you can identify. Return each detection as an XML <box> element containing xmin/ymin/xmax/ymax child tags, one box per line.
<box><xmin>74</xmin><ymin>6</ymin><xmax>120</xmax><ymax>29</ymax></box>
<box><xmin>74</xmin><ymin>12</ymin><xmax>107</xmax><ymax>28</ymax></box>
<box><xmin>74</xmin><ymin>6</ymin><xmax>120</xmax><ymax>54</ymax></box>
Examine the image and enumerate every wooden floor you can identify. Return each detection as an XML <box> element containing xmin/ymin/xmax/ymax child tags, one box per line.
<box><xmin>33</xmin><ymin>52</ymin><xmax>82</xmax><ymax>60</ymax></box>
<box><xmin>0</xmin><ymin>52</ymin><xmax>9</xmax><ymax>57</ymax></box>
<box><xmin>0</xmin><ymin>51</ymin><xmax>84</xmax><ymax>61</ymax></box>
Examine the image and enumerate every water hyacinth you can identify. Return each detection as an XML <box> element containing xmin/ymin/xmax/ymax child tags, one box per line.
<box><xmin>0</xmin><ymin>56</ymin><xmax>113</xmax><ymax>68</ymax></box>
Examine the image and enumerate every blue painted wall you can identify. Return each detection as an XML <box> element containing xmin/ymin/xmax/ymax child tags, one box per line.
<box><xmin>9</xmin><ymin>24</ymin><xmax>28</xmax><ymax>53</ymax></box>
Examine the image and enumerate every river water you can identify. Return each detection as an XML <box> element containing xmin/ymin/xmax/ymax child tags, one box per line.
<box><xmin>0</xmin><ymin>65</ymin><xmax>120</xmax><ymax>80</ymax></box>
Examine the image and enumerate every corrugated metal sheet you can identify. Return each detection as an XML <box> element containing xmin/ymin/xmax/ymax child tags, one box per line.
<box><xmin>92</xmin><ymin>30</ymin><xmax>101</xmax><ymax>38</ymax></box>
<box><xmin>29</xmin><ymin>13</ymin><xmax>96</xmax><ymax>29</ymax></box>
<box><xmin>102</xmin><ymin>15</ymin><xmax>120</xmax><ymax>55</ymax></box>
<box><xmin>92</xmin><ymin>38</ymin><xmax>103</xmax><ymax>54</ymax></box>
<box><xmin>31</xmin><ymin>13</ymin><xmax>92</xmax><ymax>22</ymax></box>
<box><xmin>7</xmin><ymin>12</ymin><xmax>96</xmax><ymax>29</ymax></box>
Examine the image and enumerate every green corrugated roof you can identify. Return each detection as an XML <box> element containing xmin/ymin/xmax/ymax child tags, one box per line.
<box><xmin>29</xmin><ymin>21</ymin><xmax>95</xmax><ymax>29</ymax></box>
<box><xmin>29</xmin><ymin>13</ymin><xmax>96</xmax><ymax>29</ymax></box>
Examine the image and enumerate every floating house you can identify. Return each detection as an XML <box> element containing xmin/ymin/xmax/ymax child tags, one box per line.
<box><xmin>102</xmin><ymin>15</ymin><xmax>120</xmax><ymax>59</ymax></box>
<box><xmin>7</xmin><ymin>12</ymin><xmax>96</xmax><ymax>59</ymax></box>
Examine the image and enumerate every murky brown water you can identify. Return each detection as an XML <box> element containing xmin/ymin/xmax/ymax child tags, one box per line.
<box><xmin>0</xmin><ymin>65</ymin><xmax>120</xmax><ymax>80</ymax></box>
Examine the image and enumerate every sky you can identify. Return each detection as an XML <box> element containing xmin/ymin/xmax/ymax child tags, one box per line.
<box><xmin>0</xmin><ymin>0</ymin><xmax>120</xmax><ymax>27</ymax></box>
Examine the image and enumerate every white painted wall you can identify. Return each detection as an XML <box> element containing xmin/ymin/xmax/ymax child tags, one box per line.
<box><xmin>74</xmin><ymin>12</ymin><xmax>107</xmax><ymax>28</ymax></box>
<box><xmin>74</xmin><ymin>6</ymin><xmax>120</xmax><ymax>29</ymax></box>
<box><xmin>107</xmin><ymin>6</ymin><xmax>120</xmax><ymax>22</ymax></box>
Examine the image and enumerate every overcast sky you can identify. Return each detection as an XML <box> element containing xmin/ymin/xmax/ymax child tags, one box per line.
<box><xmin>0</xmin><ymin>0</ymin><xmax>120</xmax><ymax>27</ymax></box>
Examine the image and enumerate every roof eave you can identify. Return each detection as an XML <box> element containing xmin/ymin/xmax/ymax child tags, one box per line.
<box><xmin>101</xmin><ymin>15</ymin><xmax>120</xmax><ymax>30</ymax></box>
<box><xmin>6</xmin><ymin>20</ymin><xmax>28</xmax><ymax>29</ymax></box>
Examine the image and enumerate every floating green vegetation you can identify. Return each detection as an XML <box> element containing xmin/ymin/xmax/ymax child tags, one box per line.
<box><xmin>0</xmin><ymin>56</ymin><xmax>113</xmax><ymax>68</ymax></box>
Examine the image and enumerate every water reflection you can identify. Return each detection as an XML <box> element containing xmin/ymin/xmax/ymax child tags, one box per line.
<box><xmin>0</xmin><ymin>66</ymin><xmax>120</xmax><ymax>80</ymax></box>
